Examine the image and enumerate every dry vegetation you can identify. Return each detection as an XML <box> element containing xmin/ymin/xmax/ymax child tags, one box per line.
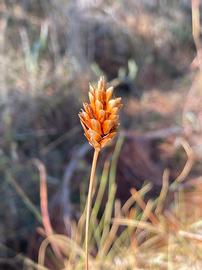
<box><xmin>0</xmin><ymin>0</ymin><xmax>202</xmax><ymax>269</ymax></box>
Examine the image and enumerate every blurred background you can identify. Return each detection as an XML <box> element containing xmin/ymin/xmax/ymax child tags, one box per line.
<box><xmin>1</xmin><ymin>0</ymin><xmax>202</xmax><ymax>269</ymax></box>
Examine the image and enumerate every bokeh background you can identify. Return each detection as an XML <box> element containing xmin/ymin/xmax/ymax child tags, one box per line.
<box><xmin>1</xmin><ymin>0</ymin><xmax>202</xmax><ymax>269</ymax></box>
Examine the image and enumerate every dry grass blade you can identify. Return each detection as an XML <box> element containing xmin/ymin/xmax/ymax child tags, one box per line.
<box><xmin>155</xmin><ymin>169</ymin><xmax>169</xmax><ymax>215</ymax></box>
<box><xmin>113</xmin><ymin>218</ymin><xmax>162</xmax><ymax>234</ymax></box>
<box><xmin>135</xmin><ymin>200</ymin><xmax>157</xmax><ymax>237</ymax></box>
<box><xmin>191</xmin><ymin>0</ymin><xmax>202</xmax><ymax>68</ymax></box>
<box><xmin>179</xmin><ymin>230</ymin><xmax>202</xmax><ymax>242</ymax></box>
<box><xmin>175</xmin><ymin>138</ymin><xmax>194</xmax><ymax>184</ymax></box>
<box><xmin>122</xmin><ymin>183</ymin><xmax>152</xmax><ymax>215</ymax></box>
<box><xmin>99</xmin><ymin>200</ymin><xmax>121</xmax><ymax>257</ymax></box>
<box><xmin>38</xmin><ymin>234</ymin><xmax>85</xmax><ymax>268</ymax></box>
<box><xmin>130</xmin><ymin>188</ymin><xmax>159</xmax><ymax>225</ymax></box>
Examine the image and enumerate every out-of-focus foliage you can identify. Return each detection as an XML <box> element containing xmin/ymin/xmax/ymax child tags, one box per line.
<box><xmin>1</xmin><ymin>0</ymin><xmax>202</xmax><ymax>269</ymax></box>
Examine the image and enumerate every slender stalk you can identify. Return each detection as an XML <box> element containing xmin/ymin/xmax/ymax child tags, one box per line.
<box><xmin>85</xmin><ymin>148</ymin><xmax>100</xmax><ymax>270</ymax></box>
<box><xmin>36</xmin><ymin>159</ymin><xmax>62</xmax><ymax>259</ymax></box>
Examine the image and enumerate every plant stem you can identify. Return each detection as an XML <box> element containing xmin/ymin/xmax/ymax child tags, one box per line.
<box><xmin>85</xmin><ymin>148</ymin><xmax>100</xmax><ymax>270</ymax></box>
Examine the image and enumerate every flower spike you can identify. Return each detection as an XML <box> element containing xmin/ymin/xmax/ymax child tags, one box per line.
<box><xmin>79</xmin><ymin>77</ymin><xmax>122</xmax><ymax>150</ymax></box>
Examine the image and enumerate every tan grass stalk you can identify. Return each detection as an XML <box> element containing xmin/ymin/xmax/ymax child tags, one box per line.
<box><xmin>85</xmin><ymin>148</ymin><xmax>99</xmax><ymax>269</ymax></box>
<box><xmin>79</xmin><ymin>77</ymin><xmax>122</xmax><ymax>270</ymax></box>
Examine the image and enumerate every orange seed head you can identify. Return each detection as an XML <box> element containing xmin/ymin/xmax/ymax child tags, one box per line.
<box><xmin>79</xmin><ymin>77</ymin><xmax>122</xmax><ymax>150</ymax></box>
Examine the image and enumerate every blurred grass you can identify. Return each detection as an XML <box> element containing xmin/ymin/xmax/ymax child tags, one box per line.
<box><xmin>0</xmin><ymin>0</ymin><xmax>202</xmax><ymax>269</ymax></box>
<box><xmin>35</xmin><ymin>137</ymin><xmax>202</xmax><ymax>270</ymax></box>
